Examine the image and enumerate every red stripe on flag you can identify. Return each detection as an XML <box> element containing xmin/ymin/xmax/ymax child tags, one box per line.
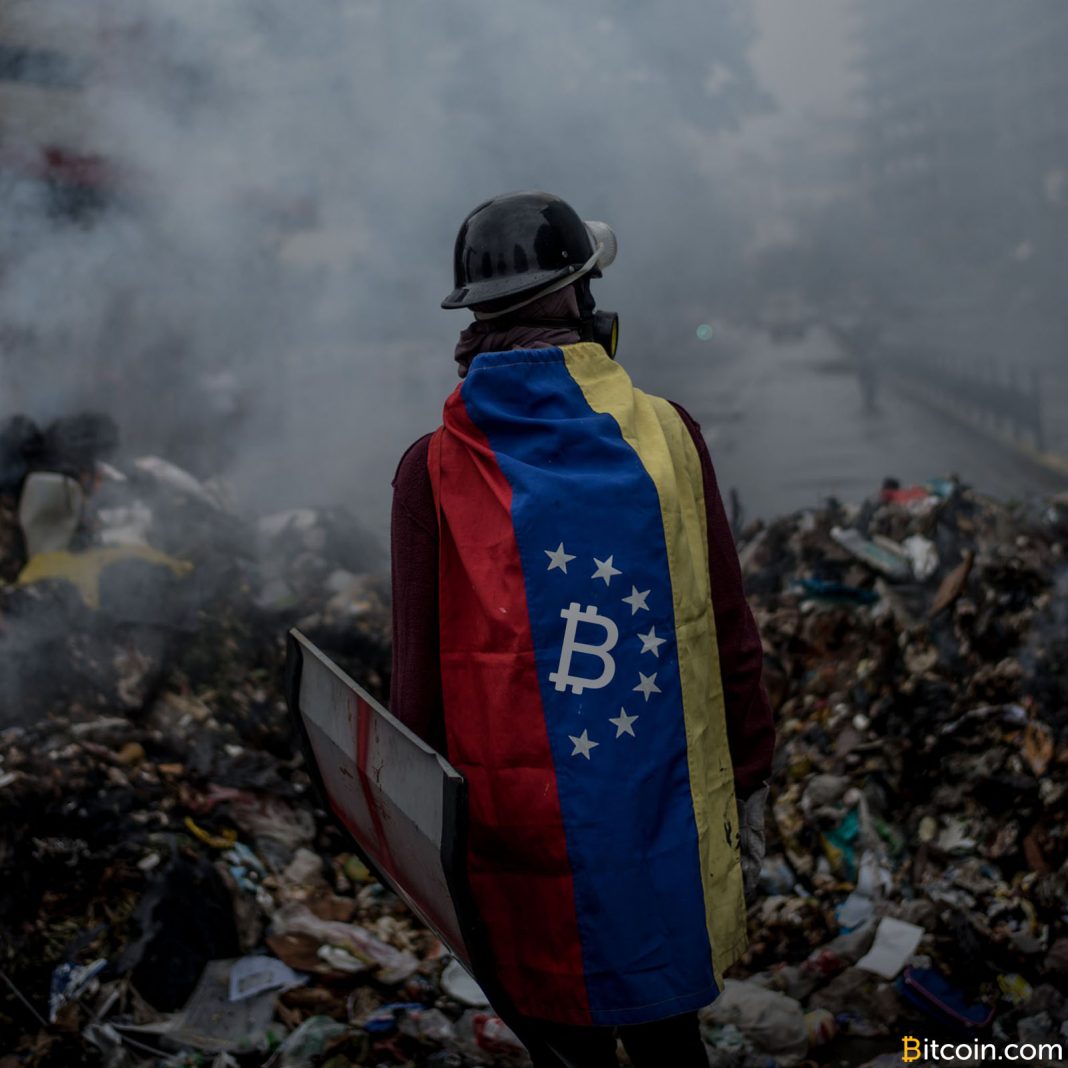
<box><xmin>429</xmin><ymin>388</ymin><xmax>591</xmax><ymax>1023</ymax></box>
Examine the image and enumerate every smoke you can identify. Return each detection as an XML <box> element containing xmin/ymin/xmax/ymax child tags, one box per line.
<box><xmin>0</xmin><ymin>0</ymin><xmax>768</xmax><ymax>526</ymax></box>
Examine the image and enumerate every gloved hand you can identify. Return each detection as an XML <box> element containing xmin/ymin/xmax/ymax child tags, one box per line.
<box><xmin>737</xmin><ymin>783</ymin><xmax>769</xmax><ymax>903</ymax></box>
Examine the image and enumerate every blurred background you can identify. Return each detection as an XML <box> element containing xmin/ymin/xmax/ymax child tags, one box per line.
<box><xmin>2</xmin><ymin>0</ymin><xmax>1065</xmax><ymax>524</ymax></box>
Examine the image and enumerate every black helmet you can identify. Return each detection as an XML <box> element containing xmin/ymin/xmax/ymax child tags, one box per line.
<box><xmin>442</xmin><ymin>190</ymin><xmax>616</xmax><ymax>311</ymax></box>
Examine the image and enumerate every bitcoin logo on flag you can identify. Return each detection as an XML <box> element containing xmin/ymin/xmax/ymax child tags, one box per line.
<box><xmin>549</xmin><ymin>602</ymin><xmax>619</xmax><ymax>694</ymax></box>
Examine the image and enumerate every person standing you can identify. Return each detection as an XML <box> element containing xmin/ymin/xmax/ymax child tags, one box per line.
<box><xmin>391</xmin><ymin>191</ymin><xmax>774</xmax><ymax>1067</ymax></box>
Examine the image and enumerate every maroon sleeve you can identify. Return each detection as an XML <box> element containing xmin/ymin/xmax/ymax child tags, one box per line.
<box><xmin>389</xmin><ymin>433</ymin><xmax>446</xmax><ymax>753</ymax></box>
<box><xmin>670</xmin><ymin>402</ymin><xmax>775</xmax><ymax>796</ymax></box>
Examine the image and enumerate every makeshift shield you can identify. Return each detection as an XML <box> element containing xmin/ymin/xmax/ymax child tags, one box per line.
<box><xmin>285</xmin><ymin>629</ymin><xmax>474</xmax><ymax>967</ymax></box>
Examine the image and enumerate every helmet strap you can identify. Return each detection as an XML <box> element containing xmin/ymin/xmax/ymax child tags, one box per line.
<box><xmin>472</xmin><ymin>242</ymin><xmax>605</xmax><ymax>321</ymax></box>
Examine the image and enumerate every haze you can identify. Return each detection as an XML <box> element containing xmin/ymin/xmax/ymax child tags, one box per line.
<box><xmin>1</xmin><ymin>0</ymin><xmax>1064</xmax><ymax>526</ymax></box>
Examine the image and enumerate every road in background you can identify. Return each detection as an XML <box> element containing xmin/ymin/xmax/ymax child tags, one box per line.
<box><xmin>654</xmin><ymin>326</ymin><xmax>1067</xmax><ymax>522</ymax></box>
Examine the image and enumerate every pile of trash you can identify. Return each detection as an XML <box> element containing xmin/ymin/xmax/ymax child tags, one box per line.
<box><xmin>715</xmin><ymin>477</ymin><xmax>1068</xmax><ymax>1066</ymax></box>
<box><xmin>0</xmin><ymin>413</ymin><xmax>391</xmax><ymax>727</ymax></box>
<box><xmin>2</xmin><ymin>410</ymin><xmax>1066</xmax><ymax>1068</ymax></box>
<box><xmin>1</xmin><ymin>416</ymin><xmax>499</xmax><ymax>1068</ymax></box>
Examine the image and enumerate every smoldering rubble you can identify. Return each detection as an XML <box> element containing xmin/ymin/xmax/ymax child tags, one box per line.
<box><xmin>0</xmin><ymin>421</ymin><xmax>1066</xmax><ymax>1067</ymax></box>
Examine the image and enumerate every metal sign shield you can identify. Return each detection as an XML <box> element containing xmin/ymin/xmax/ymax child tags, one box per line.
<box><xmin>285</xmin><ymin>629</ymin><xmax>473</xmax><ymax>967</ymax></box>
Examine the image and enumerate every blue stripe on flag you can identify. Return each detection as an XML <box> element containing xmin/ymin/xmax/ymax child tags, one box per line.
<box><xmin>460</xmin><ymin>347</ymin><xmax>716</xmax><ymax>1024</ymax></box>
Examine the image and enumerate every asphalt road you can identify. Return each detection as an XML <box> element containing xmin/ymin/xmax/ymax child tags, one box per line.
<box><xmin>655</xmin><ymin>327</ymin><xmax>1068</xmax><ymax>523</ymax></box>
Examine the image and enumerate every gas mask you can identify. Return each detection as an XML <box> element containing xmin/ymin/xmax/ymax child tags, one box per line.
<box><xmin>516</xmin><ymin>276</ymin><xmax>619</xmax><ymax>357</ymax></box>
<box><xmin>575</xmin><ymin>276</ymin><xmax>619</xmax><ymax>359</ymax></box>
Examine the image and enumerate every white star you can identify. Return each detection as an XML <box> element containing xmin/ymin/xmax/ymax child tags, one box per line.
<box><xmin>569</xmin><ymin>729</ymin><xmax>599</xmax><ymax>760</ymax></box>
<box><xmin>545</xmin><ymin>542</ymin><xmax>576</xmax><ymax>573</ymax></box>
<box><xmin>609</xmin><ymin>708</ymin><xmax>639</xmax><ymax>738</ymax></box>
<box><xmin>591</xmin><ymin>556</ymin><xmax>622</xmax><ymax>586</ymax></box>
<box><xmin>622</xmin><ymin>586</ymin><xmax>650</xmax><ymax>614</ymax></box>
<box><xmin>633</xmin><ymin>672</ymin><xmax>661</xmax><ymax>701</ymax></box>
<box><xmin>638</xmin><ymin>626</ymin><xmax>667</xmax><ymax>657</ymax></box>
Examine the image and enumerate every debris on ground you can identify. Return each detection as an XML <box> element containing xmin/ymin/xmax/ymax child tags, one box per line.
<box><xmin>727</xmin><ymin>476</ymin><xmax>1068</xmax><ymax>1066</ymax></box>
<box><xmin>1</xmin><ymin>420</ymin><xmax>1066</xmax><ymax>1066</ymax></box>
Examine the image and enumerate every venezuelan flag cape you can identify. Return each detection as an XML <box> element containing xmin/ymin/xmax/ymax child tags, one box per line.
<box><xmin>428</xmin><ymin>342</ymin><xmax>745</xmax><ymax>1026</ymax></box>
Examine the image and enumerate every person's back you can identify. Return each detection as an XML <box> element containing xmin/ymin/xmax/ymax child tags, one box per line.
<box><xmin>391</xmin><ymin>192</ymin><xmax>774</xmax><ymax>1068</ymax></box>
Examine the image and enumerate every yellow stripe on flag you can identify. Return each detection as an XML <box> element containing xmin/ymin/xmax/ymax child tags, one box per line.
<box><xmin>561</xmin><ymin>342</ymin><xmax>747</xmax><ymax>983</ymax></box>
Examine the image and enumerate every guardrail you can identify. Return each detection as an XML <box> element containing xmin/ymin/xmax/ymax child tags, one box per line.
<box><xmin>889</xmin><ymin>346</ymin><xmax>1045</xmax><ymax>452</ymax></box>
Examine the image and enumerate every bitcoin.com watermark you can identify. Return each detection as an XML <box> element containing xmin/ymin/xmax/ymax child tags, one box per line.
<box><xmin>902</xmin><ymin>1035</ymin><xmax>1064</xmax><ymax>1064</ymax></box>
